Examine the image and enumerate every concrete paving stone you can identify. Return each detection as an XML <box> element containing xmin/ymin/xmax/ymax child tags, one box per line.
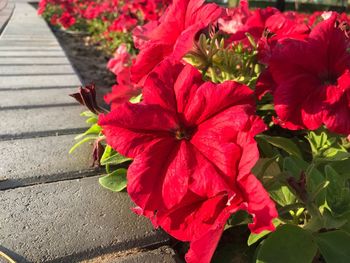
<box><xmin>0</xmin><ymin>64</ymin><xmax>75</xmax><ymax>74</ymax></box>
<box><xmin>0</xmin><ymin>176</ymin><xmax>169</xmax><ymax>262</ymax></box>
<box><xmin>0</xmin><ymin>105</ymin><xmax>88</xmax><ymax>137</ymax></box>
<box><xmin>1</xmin><ymin>36</ymin><xmax>57</xmax><ymax>41</ymax></box>
<box><xmin>0</xmin><ymin>57</ymin><xmax>70</xmax><ymax>65</ymax></box>
<box><xmin>1</xmin><ymin>33</ymin><xmax>56</xmax><ymax>39</ymax></box>
<box><xmin>0</xmin><ymin>134</ymin><xmax>95</xmax><ymax>189</ymax></box>
<box><xmin>0</xmin><ymin>46</ymin><xmax>62</xmax><ymax>51</ymax></box>
<box><xmin>3</xmin><ymin>29</ymin><xmax>53</xmax><ymax>34</ymax></box>
<box><xmin>0</xmin><ymin>74</ymin><xmax>81</xmax><ymax>89</ymax></box>
<box><xmin>113</xmin><ymin>247</ymin><xmax>181</xmax><ymax>263</ymax></box>
<box><xmin>0</xmin><ymin>5</ymin><xmax>14</xmax><ymax>15</ymax></box>
<box><xmin>0</xmin><ymin>87</ymin><xmax>77</xmax><ymax>108</ymax></box>
<box><xmin>0</xmin><ymin>41</ymin><xmax>60</xmax><ymax>47</ymax></box>
<box><xmin>0</xmin><ymin>1</ymin><xmax>7</xmax><ymax>10</ymax></box>
<box><xmin>0</xmin><ymin>50</ymin><xmax>65</xmax><ymax>57</ymax></box>
<box><xmin>4</xmin><ymin>22</ymin><xmax>49</xmax><ymax>27</ymax></box>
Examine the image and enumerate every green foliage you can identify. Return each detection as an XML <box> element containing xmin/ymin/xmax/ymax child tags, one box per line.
<box><xmin>248</xmin><ymin>219</ymin><xmax>281</xmax><ymax>246</ymax></box>
<box><xmin>212</xmin><ymin>226</ymin><xmax>257</xmax><ymax>263</ymax></box>
<box><xmin>99</xmin><ymin>168</ymin><xmax>127</xmax><ymax>192</ymax></box>
<box><xmin>307</xmin><ymin>131</ymin><xmax>350</xmax><ymax>162</ymax></box>
<box><xmin>256</xmin><ymin>225</ymin><xmax>318</xmax><ymax>263</ymax></box>
<box><xmin>315</xmin><ymin>230</ymin><xmax>350</xmax><ymax>263</ymax></box>
<box><xmin>250</xmin><ymin>128</ymin><xmax>350</xmax><ymax>262</ymax></box>
<box><xmin>184</xmin><ymin>33</ymin><xmax>260</xmax><ymax>87</ymax></box>
<box><xmin>257</xmin><ymin>134</ymin><xmax>303</xmax><ymax>158</ymax></box>
<box><xmin>69</xmin><ymin>111</ymin><xmax>101</xmax><ymax>154</ymax></box>
<box><xmin>70</xmin><ymin>111</ymin><xmax>132</xmax><ymax>193</ymax></box>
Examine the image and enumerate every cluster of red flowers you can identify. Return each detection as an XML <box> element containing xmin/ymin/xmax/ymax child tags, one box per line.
<box><xmin>100</xmin><ymin>1</ymin><xmax>280</xmax><ymax>262</ymax></box>
<box><xmin>61</xmin><ymin>0</ymin><xmax>350</xmax><ymax>261</ymax></box>
<box><xmin>38</xmin><ymin>0</ymin><xmax>171</xmax><ymax>30</ymax></box>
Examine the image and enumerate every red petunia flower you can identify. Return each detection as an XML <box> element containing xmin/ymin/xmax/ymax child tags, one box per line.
<box><xmin>268</xmin><ymin>13</ymin><xmax>350</xmax><ymax>134</ymax></box>
<box><xmin>157</xmin><ymin>171</ymin><xmax>277</xmax><ymax>263</ymax></box>
<box><xmin>257</xmin><ymin>12</ymin><xmax>310</xmax><ymax>64</ymax></box>
<box><xmin>104</xmin><ymin>68</ymin><xmax>141</xmax><ymax>109</ymax></box>
<box><xmin>130</xmin><ymin>0</ymin><xmax>222</xmax><ymax>84</ymax></box>
<box><xmin>99</xmin><ymin>59</ymin><xmax>277</xmax><ymax>263</ymax></box>
<box><xmin>107</xmin><ymin>44</ymin><xmax>131</xmax><ymax>76</ymax></box>
<box><xmin>59</xmin><ymin>12</ymin><xmax>76</xmax><ymax>28</ymax></box>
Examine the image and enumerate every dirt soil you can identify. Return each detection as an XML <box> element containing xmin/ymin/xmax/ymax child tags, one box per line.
<box><xmin>52</xmin><ymin>28</ymin><xmax>115</xmax><ymax>107</ymax></box>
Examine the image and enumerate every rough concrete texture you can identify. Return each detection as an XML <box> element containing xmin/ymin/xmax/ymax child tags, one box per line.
<box><xmin>0</xmin><ymin>105</ymin><xmax>87</xmax><ymax>137</ymax></box>
<box><xmin>113</xmin><ymin>247</ymin><xmax>181</xmax><ymax>263</ymax></box>
<box><xmin>1</xmin><ymin>36</ymin><xmax>57</xmax><ymax>41</ymax></box>
<box><xmin>0</xmin><ymin>74</ymin><xmax>81</xmax><ymax>89</ymax></box>
<box><xmin>0</xmin><ymin>50</ymin><xmax>65</xmax><ymax>56</ymax></box>
<box><xmin>0</xmin><ymin>176</ymin><xmax>169</xmax><ymax>263</ymax></box>
<box><xmin>0</xmin><ymin>134</ymin><xmax>96</xmax><ymax>189</ymax></box>
<box><xmin>80</xmin><ymin>247</ymin><xmax>182</xmax><ymax>263</ymax></box>
<box><xmin>0</xmin><ymin>2</ymin><xmax>174</xmax><ymax>262</ymax></box>
<box><xmin>0</xmin><ymin>40</ymin><xmax>60</xmax><ymax>46</ymax></box>
<box><xmin>0</xmin><ymin>65</ymin><xmax>75</xmax><ymax>75</ymax></box>
<box><xmin>0</xmin><ymin>88</ymin><xmax>77</xmax><ymax>108</ymax></box>
<box><xmin>0</xmin><ymin>57</ymin><xmax>70</xmax><ymax>64</ymax></box>
<box><xmin>0</xmin><ymin>46</ymin><xmax>62</xmax><ymax>50</ymax></box>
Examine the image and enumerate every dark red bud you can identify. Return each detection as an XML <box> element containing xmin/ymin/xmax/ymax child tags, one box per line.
<box><xmin>91</xmin><ymin>139</ymin><xmax>105</xmax><ymax>167</ymax></box>
<box><xmin>70</xmin><ymin>84</ymin><xmax>108</xmax><ymax>115</ymax></box>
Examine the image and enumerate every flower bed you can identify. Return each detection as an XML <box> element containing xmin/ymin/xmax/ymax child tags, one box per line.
<box><xmin>40</xmin><ymin>0</ymin><xmax>350</xmax><ymax>262</ymax></box>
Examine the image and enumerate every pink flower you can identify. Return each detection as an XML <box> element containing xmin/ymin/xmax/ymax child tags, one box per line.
<box><xmin>107</xmin><ymin>44</ymin><xmax>131</xmax><ymax>76</ymax></box>
<box><xmin>104</xmin><ymin>68</ymin><xmax>141</xmax><ymax>109</ymax></box>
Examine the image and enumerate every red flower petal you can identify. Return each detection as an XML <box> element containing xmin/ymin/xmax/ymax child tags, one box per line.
<box><xmin>98</xmin><ymin>103</ymin><xmax>177</xmax><ymax>158</ymax></box>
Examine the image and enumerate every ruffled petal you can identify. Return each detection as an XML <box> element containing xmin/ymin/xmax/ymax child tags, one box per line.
<box><xmin>184</xmin><ymin>81</ymin><xmax>255</xmax><ymax>125</ymax></box>
<box><xmin>143</xmin><ymin>59</ymin><xmax>182</xmax><ymax>112</ymax></box>
<box><xmin>98</xmin><ymin>103</ymin><xmax>177</xmax><ymax>158</ymax></box>
<box><xmin>237</xmin><ymin>173</ymin><xmax>278</xmax><ymax>233</ymax></box>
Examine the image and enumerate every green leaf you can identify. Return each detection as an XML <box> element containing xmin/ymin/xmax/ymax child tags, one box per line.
<box><xmin>257</xmin><ymin>135</ymin><xmax>302</xmax><ymax>158</ymax></box>
<box><xmin>315</xmin><ymin>230</ymin><xmax>350</xmax><ymax>263</ymax></box>
<box><xmin>129</xmin><ymin>93</ymin><xmax>142</xmax><ymax>104</ymax></box>
<box><xmin>80</xmin><ymin>111</ymin><xmax>97</xmax><ymax>118</ymax></box>
<box><xmin>328</xmin><ymin>159</ymin><xmax>350</xmax><ymax>179</ymax></box>
<box><xmin>248</xmin><ymin>219</ymin><xmax>281</xmax><ymax>246</ymax></box>
<box><xmin>269</xmin><ymin>183</ymin><xmax>296</xmax><ymax>206</ymax></box>
<box><xmin>101</xmin><ymin>153</ymin><xmax>131</xmax><ymax>166</ymax></box>
<box><xmin>306</xmin><ymin>165</ymin><xmax>327</xmax><ymax>207</ymax></box>
<box><xmin>322</xmin><ymin>209</ymin><xmax>348</xmax><ymax>229</ymax></box>
<box><xmin>324</xmin><ymin>165</ymin><xmax>350</xmax><ymax>215</ymax></box>
<box><xmin>86</xmin><ymin>116</ymin><xmax>98</xmax><ymax>124</ymax></box>
<box><xmin>75</xmin><ymin>123</ymin><xmax>102</xmax><ymax>140</ymax></box>
<box><xmin>307</xmin><ymin>131</ymin><xmax>328</xmax><ymax>156</ymax></box>
<box><xmin>283</xmin><ymin>157</ymin><xmax>308</xmax><ymax>180</ymax></box>
<box><xmin>256</xmin><ymin>224</ymin><xmax>318</xmax><ymax>263</ymax></box>
<box><xmin>307</xmin><ymin>131</ymin><xmax>350</xmax><ymax>161</ymax></box>
<box><xmin>252</xmin><ymin>157</ymin><xmax>280</xmax><ymax>180</ymax></box>
<box><xmin>339</xmin><ymin>212</ymin><xmax>350</xmax><ymax>234</ymax></box>
<box><xmin>101</xmin><ymin>145</ymin><xmax>113</xmax><ymax>160</ymax></box>
<box><xmin>69</xmin><ymin>136</ymin><xmax>97</xmax><ymax>154</ymax></box>
<box><xmin>100</xmin><ymin>145</ymin><xmax>131</xmax><ymax>166</ymax></box>
<box><xmin>99</xmin><ymin>169</ymin><xmax>127</xmax><ymax>192</ymax></box>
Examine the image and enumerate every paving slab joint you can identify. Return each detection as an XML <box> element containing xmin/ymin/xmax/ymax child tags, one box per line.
<box><xmin>0</xmin><ymin>167</ymin><xmax>104</xmax><ymax>191</ymax></box>
<box><xmin>0</xmin><ymin>2</ymin><xmax>14</xmax><ymax>35</ymax></box>
<box><xmin>0</xmin><ymin>127</ymin><xmax>87</xmax><ymax>141</ymax></box>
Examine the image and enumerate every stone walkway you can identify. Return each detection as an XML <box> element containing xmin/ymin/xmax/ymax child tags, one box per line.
<box><xmin>0</xmin><ymin>2</ymin><xmax>179</xmax><ymax>262</ymax></box>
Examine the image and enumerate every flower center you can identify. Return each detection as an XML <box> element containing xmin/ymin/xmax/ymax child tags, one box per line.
<box><xmin>320</xmin><ymin>72</ymin><xmax>338</xmax><ymax>86</ymax></box>
<box><xmin>174</xmin><ymin>126</ymin><xmax>196</xmax><ymax>141</ymax></box>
